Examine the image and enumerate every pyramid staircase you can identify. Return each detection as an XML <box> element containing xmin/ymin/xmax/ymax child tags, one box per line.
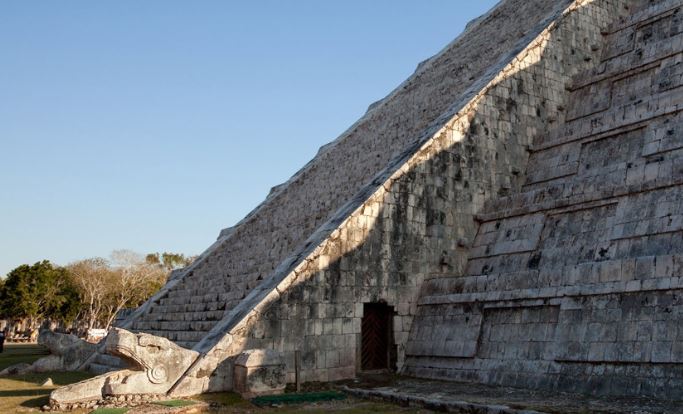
<box><xmin>108</xmin><ymin>0</ymin><xmax>588</xmax><ymax>353</ymax></box>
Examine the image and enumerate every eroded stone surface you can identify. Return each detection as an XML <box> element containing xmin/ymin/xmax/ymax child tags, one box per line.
<box><xmin>0</xmin><ymin>330</ymin><xmax>97</xmax><ymax>376</ymax></box>
<box><xmin>404</xmin><ymin>0</ymin><xmax>683</xmax><ymax>399</ymax></box>
<box><xmin>38</xmin><ymin>330</ymin><xmax>98</xmax><ymax>371</ymax></box>
<box><xmin>50</xmin><ymin>328</ymin><xmax>198</xmax><ymax>408</ymax></box>
<box><xmin>103</xmin><ymin>328</ymin><xmax>198</xmax><ymax>396</ymax></box>
<box><xmin>233</xmin><ymin>349</ymin><xmax>286</xmax><ymax>398</ymax></box>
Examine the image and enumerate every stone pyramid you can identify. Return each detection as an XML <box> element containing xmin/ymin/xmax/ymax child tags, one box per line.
<box><xmin>53</xmin><ymin>0</ymin><xmax>683</xmax><ymax>405</ymax></box>
<box><xmin>404</xmin><ymin>0</ymin><xmax>683</xmax><ymax>397</ymax></box>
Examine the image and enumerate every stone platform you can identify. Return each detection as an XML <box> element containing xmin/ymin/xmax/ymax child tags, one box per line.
<box><xmin>341</xmin><ymin>375</ymin><xmax>683</xmax><ymax>414</ymax></box>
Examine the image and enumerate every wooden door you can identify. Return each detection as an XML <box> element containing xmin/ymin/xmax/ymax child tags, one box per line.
<box><xmin>361</xmin><ymin>303</ymin><xmax>393</xmax><ymax>371</ymax></box>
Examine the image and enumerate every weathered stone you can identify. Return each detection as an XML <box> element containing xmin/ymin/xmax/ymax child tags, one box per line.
<box><xmin>102</xmin><ymin>328</ymin><xmax>198</xmax><ymax>396</ymax></box>
<box><xmin>0</xmin><ymin>362</ymin><xmax>31</xmax><ymax>376</ymax></box>
<box><xmin>233</xmin><ymin>349</ymin><xmax>286</xmax><ymax>398</ymax></box>
<box><xmin>9</xmin><ymin>330</ymin><xmax>98</xmax><ymax>375</ymax></box>
<box><xmin>50</xmin><ymin>328</ymin><xmax>198</xmax><ymax>407</ymax></box>
<box><xmin>50</xmin><ymin>375</ymin><xmax>109</xmax><ymax>406</ymax></box>
<box><xmin>403</xmin><ymin>0</ymin><xmax>683</xmax><ymax>399</ymax></box>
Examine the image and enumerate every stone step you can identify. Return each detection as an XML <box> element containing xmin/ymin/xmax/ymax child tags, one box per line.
<box><xmin>603</xmin><ymin>0</ymin><xmax>682</xmax><ymax>35</ymax></box>
<box><xmin>539</xmin><ymin>83</ymin><xmax>682</xmax><ymax>152</ymax></box>
<box><xmin>130</xmin><ymin>329</ymin><xmax>206</xmax><ymax>343</ymax></box>
<box><xmin>524</xmin><ymin>127</ymin><xmax>682</xmax><ymax>190</ymax></box>
<box><xmin>131</xmin><ymin>320</ymin><xmax>216</xmax><ymax>332</ymax></box>
<box><xmin>150</xmin><ymin>281</ymin><xmax>250</xmax><ymax>312</ymax></box>
<box><xmin>480</xmin><ymin>153</ymin><xmax>683</xmax><ymax>222</ymax></box>
<box><xmin>168</xmin><ymin>281</ymin><xmax>252</xmax><ymax>297</ymax></box>
<box><xmin>158</xmin><ymin>296</ymin><xmax>233</xmax><ymax>308</ymax></box>
<box><xmin>165</xmin><ymin>280</ymin><xmax>242</xmax><ymax>296</ymax></box>
<box><xmin>134</xmin><ymin>311</ymin><xmax>219</xmax><ymax>323</ymax></box>
<box><xmin>136</xmin><ymin>307</ymin><xmax>225</xmax><ymax>321</ymax></box>
<box><xmin>568</xmin><ymin>33</ymin><xmax>683</xmax><ymax>92</ymax></box>
<box><xmin>419</xmin><ymin>274</ymin><xmax>683</xmax><ymax>306</ymax></box>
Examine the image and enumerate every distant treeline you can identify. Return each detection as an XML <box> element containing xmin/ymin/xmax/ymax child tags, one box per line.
<box><xmin>0</xmin><ymin>250</ymin><xmax>194</xmax><ymax>332</ymax></box>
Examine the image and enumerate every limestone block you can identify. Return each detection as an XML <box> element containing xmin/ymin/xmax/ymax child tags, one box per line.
<box><xmin>233</xmin><ymin>349</ymin><xmax>286</xmax><ymax>398</ymax></box>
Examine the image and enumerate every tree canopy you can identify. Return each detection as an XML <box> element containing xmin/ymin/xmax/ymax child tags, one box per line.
<box><xmin>0</xmin><ymin>260</ymin><xmax>80</xmax><ymax>325</ymax></box>
<box><xmin>144</xmin><ymin>252</ymin><xmax>194</xmax><ymax>270</ymax></box>
<box><xmin>0</xmin><ymin>250</ymin><xmax>192</xmax><ymax>330</ymax></box>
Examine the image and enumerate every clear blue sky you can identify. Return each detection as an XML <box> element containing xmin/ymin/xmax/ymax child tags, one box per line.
<box><xmin>0</xmin><ymin>1</ymin><xmax>498</xmax><ymax>277</ymax></box>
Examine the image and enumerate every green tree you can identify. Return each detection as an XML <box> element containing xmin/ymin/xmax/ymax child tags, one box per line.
<box><xmin>145</xmin><ymin>253</ymin><xmax>161</xmax><ymax>265</ymax></box>
<box><xmin>145</xmin><ymin>252</ymin><xmax>193</xmax><ymax>270</ymax></box>
<box><xmin>0</xmin><ymin>261</ymin><xmax>79</xmax><ymax>327</ymax></box>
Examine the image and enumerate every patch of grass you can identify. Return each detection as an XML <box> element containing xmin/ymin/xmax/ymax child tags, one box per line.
<box><xmin>90</xmin><ymin>408</ymin><xmax>128</xmax><ymax>414</ymax></box>
<box><xmin>0</xmin><ymin>371</ymin><xmax>95</xmax><ymax>414</ymax></box>
<box><xmin>253</xmin><ymin>391</ymin><xmax>346</xmax><ymax>406</ymax></box>
<box><xmin>0</xmin><ymin>343</ymin><xmax>95</xmax><ymax>414</ymax></box>
<box><xmin>0</xmin><ymin>372</ymin><xmax>94</xmax><ymax>414</ymax></box>
<box><xmin>153</xmin><ymin>399</ymin><xmax>197</xmax><ymax>407</ymax></box>
<box><xmin>0</xmin><ymin>343</ymin><xmax>49</xmax><ymax>371</ymax></box>
<box><xmin>192</xmin><ymin>392</ymin><xmax>254</xmax><ymax>409</ymax></box>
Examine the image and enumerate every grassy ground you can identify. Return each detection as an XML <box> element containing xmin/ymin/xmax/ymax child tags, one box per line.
<box><xmin>0</xmin><ymin>344</ymin><xmax>94</xmax><ymax>413</ymax></box>
<box><xmin>0</xmin><ymin>343</ymin><xmax>49</xmax><ymax>371</ymax></box>
<box><xmin>0</xmin><ymin>371</ymin><xmax>93</xmax><ymax>413</ymax></box>
<box><xmin>0</xmin><ymin>344</ymin><xmax>430</xmax><ymax>414</ymax></box>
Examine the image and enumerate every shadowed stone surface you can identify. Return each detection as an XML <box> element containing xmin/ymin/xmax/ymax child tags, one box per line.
<box><xmin>233</xmin><ymin>349</ymin><xmax>286</xmax><ymax>398</ymax></box>
<box><xmin>342</xmin><ymin>376</ymin><xmax>683</xmax><ymax>413</ymax></box>
<box><xmin>404</xmin><ymin>0</ymin><xmax>683</xmax><ymax>398</ymax></box>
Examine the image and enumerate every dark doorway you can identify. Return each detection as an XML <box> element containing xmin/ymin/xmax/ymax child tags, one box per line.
<box><xmin>361</xmin><ymin>302</ymin><xmax>395</xmax><ymax>371</ymax></box>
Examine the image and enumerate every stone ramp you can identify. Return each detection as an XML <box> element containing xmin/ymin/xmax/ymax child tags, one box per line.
<box><xmin>341</xmin><ymin>376</ymin><xmax>683</xmax><ymax>413</ymax></box>
<box><xmin>405</xmin><ymin>0</ymin><xmax>683</xmax><ymax>398</ymax></box>
<box><xmin>121</xmin><ymin>0</ymin><xmax>583</xmax><ymax>351</ymax></box>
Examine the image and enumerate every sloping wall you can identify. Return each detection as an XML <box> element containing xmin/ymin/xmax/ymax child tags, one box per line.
<box><xmin>124</xmin><ymin>0</ymin><xmax>592</xmax><ymax>351</ymax></box>
<box><xmin>167</xmin><ymin>0</ymin><xmax>624</xmax><ymax>396</ymax></box>
<box><xmin>404</xmin><ymin>0</ymin><xmax>683</xmax><ymax>398</ymax></box>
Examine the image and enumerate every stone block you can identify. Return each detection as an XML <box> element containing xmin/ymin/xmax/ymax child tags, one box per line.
<box><xmin>233</xmin><ymin>349</ymin><xmax>286</xmax><ymax>399</ymax></box>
